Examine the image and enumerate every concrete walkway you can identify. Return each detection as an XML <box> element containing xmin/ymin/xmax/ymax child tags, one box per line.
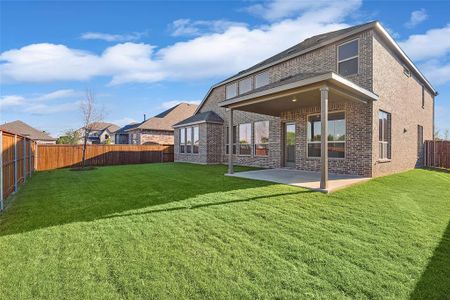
<box><xmin>227</xmin><ymin>168</ymin><xmax>370</xmax><ymax>193</ymax></box>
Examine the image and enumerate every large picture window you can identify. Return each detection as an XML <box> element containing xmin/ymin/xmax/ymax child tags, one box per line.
<box><xmin>180</xmin><ymin>128</ymin><xmax>186</xmax><ymax>153</ymax></box>
<box><xmin>254</xmin><ymin>121</ymin><xmax>269</xmax><ymax>156</ymax></box>
<box><xmin>186</xmin><ymin>127</ymin><xmax>192</xmax><ymax>153</ymax></box>
<box><xmin>193</xmin><ymin>126</ymin><xmax>199</xmax><ymax>154</ymax></box>
<box><xmin>225</xmin><ymin>126</ymin><xmax>237</xmax><ymax>155</ymax></box>
<box><xmin>338</xmin><ymin>39</ymin><xmax>358</xmax><ymax>76</ymax></box>
<box><xmin>379</xmin><ymin>111</ymin><xmax>391</xmax><ymax>159</ymax></box>
<box><xmin>307</xmin><ymin>112</ymin><xmax>345</xmax><ymax>158</ymax></box>
<box><xmin>239</xmin><ymin>123</ymin><xmax>252</xmax><ymax>155</ymax></box>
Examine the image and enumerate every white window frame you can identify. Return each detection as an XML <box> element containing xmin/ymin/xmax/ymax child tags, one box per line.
<box><xmin>226</xmin><ymin>82</ymin><xmax>238</xmax><ymax>99</ymax></box>
<box><xmin>254</xmin><ymin>121</ymin><xmax>269</xmax><ymax>157</ymax></box>
<box><xmin>192</xmin><ymin>126</ymin><xmax>199</xmax><ymax>154</ymax></box>
<box><xmin>337</xmin><ymin>38</ymin><xmax>359</xmax><ymax>76</ymax></box>
<box><xmin>378</xmin><ymin>110</ymin><xmax>391</xmax><ymax>160</ymax></box>
<box><xmin>254</xmin><ymin>71</ymin><xmax>270</xmax><ymax>89</ymax></box>
<box><xmin>238</xmin><ymin>123</ymin><xmax>252</xmax><ymax>156</ymax></box>
<box><xmin>306</xmin><ymin>111</ymin><xmax>346</xmax><ymax>159</ymax></box>
<box><xmin>179</xmin><ymin>128</ymin><xmax>186</xmax><ymax>153</ymax></box>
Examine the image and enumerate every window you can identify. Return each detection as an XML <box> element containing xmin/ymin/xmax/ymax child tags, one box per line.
<box><xmin>417</xmin><ymin>125</ymin><xmax>423</xmax><ymax>158</ymax></box>
<box><xmin>422</xmin><ymin>85</ymin><xmax>425</xmax><ymax>108</ymax></box>
<box><xmin>403</xmin><ymin>66</ymin><xmax>411</xmax><ymax>77</ymax></box>
<box><xmin>186</xmin><ymin>127</ymin><xmax>192</xmax><ymax>153</ymax></box>
<box><xmin>379</xmin><ymin>111</ymin><xmax>391</xmax><ymax>160</ymax></box>
<box><xmin>239</xmin><ymin>123</ymin><xmax>252</xmax><ymax>155</ymax></box>
<box><xmin>338</xmin><ymin>39</ymin><xmax>358</xmax><ymax>76</ymax></box>
<box><xmin>193</xmin><ymin>126</ymin><xmax>199</xmax><ymax>154</ymax></box>
<box><xmin>226</xmin><ymin>83</ymin><xmax>237</xmax><ymax>99</ymax></box>
<box><xmin>307</xmin><ymin>112</ymin><xmax>346</xmax><ymax>158</ymax></box>
<box><xmin>179</xmin><ymin>128</ymin><xmax>186</xmax><ymax>153</ymax></box>
<box><xmin>225</xmin><ymin>126</ymin><xmax>237</xmax><ymax>155</ymax></box>
<box><xmin>255</xmin><ymin>71</ymin><xmax>270</xmax><ymax>88</ymax></box>
<box><xmin>254</xmin><ymin>121</ymin><xmax>269</xmax><ymax>156</ymax></box>
<box><xmin>239</xmin><ymin>77</ymin><xmax>252</xmax><ymax>95</ymax></box>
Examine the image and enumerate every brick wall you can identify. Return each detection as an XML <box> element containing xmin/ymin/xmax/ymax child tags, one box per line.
<box><xmin>139</xmin><ymin>130</ymin><xmax>174</xmax><ymax>145</ymax></box>
<box><xmin>371</xmin><ymin>32</ymin><xmax>434</xmax><ymax>177</ymax></box>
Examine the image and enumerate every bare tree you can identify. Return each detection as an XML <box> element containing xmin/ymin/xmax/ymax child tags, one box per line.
<box><xmin>80</xmin><ymin>89</ymin><xmax>104</xmax><ymax>168</ymax></box>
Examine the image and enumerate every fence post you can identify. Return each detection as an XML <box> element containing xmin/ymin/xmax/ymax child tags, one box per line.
<box><xmin>14</xmin><ymin>135</ymin><xmax>18</xmax><ymax>192</ymax></box>
<box><xmin>0</xmin><ymin>131</ymin><xmax>3</xmax><ymax>211</ymax></box>
<box><xmin>29</xmin><ymin>140</ymin><xmax>32</xmax><ymax>176</ymax></box>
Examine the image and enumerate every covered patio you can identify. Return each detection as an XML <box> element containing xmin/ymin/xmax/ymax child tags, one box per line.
<box><xmin>227</xmin><ymin>168</ymin><xmax>370</xmax><ymax>193</ymax></box>
<box><xmin>220</xmin><ymin>72</ymin><xmax>379</xmax><ymax>191</ymax></box>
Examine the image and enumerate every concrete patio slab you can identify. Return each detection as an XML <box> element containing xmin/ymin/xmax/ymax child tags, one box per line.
<box><xmin>226</xmin><ymin>168</ymin><xmax>370</xmax><ymax>193</ymax></box>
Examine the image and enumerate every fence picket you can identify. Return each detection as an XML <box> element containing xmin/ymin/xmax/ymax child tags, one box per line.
<box><xmin>424</xmin><ymin>140</ymin><xmax>450</xmax><ymax>169</ymax></box>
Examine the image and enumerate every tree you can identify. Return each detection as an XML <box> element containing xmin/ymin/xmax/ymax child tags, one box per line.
<box><xmin>57</xmin><ymin>129</ymin><xmax>80</xmax><ymax>144</ymax></box>
<box><xmin>80</xmin><ymin>89</ymin><xmax>104</xmax><ymax>168</ymax></box>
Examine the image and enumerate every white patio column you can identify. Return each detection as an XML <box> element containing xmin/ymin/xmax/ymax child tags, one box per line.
<box><xmin>228</xmin><ymin>108</ymin><xmax>234</xmax><ymax>174</ymax></box>
<box><xmin>320</xmin><ymin>86</ymin><xmax>329</xmax><ymax>190</ymax></box>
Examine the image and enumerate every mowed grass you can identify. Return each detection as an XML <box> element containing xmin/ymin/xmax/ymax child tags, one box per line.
<box><xmin>0</xmin><ymin>163</ymin><xmax>449</xmax><ymax>299</ymax></box>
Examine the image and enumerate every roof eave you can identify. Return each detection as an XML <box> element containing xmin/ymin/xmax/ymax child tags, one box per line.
<box><xmin>219</xmin><ymin>72</ymin><xmax>378</xmax><ymax>108</ymax></box>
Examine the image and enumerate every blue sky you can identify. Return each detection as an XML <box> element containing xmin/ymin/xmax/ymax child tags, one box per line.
<box><xmin>1</xmin><ymin>0</ymin><xmax>449</xmax><ymax>137</ymax></box>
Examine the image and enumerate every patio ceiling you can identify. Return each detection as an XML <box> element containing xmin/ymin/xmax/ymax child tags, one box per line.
<box><xmin>219</xmin><ymin>72</ymin><xmax>379</xmax><ymax>117</ymax></box>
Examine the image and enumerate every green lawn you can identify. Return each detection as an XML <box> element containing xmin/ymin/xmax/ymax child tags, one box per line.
<box><xmin>0</xmin><ymin>163</ymin><xmax>449</xmax><ymax>299</ymax></box>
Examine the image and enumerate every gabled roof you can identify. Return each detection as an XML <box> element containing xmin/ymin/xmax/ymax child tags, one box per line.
<box><xmin>0</xmin><ymin>120</ymin><xmax>56</xmax><ymax>141</ymax></box>
<box><xmin>127</xmin><ymin>103</ymin><xmax>198</xmax><ymax>132</ymax></box>
<box><xmin>88</xmin><ymin>122</ymin><xmax>120</xmax><ymax>133</ymax></box>
<box><xmin>173</xmin><ymin>111</ymin><xmax>224</xmax><ymax>128</ymax></box>
<box><xmin>195</xmin><ymin>21</ymin><xmax>437</xmax><ymax>115</ymax></box>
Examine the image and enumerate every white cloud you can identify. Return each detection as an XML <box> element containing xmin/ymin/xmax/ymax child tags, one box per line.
<box><xmin>80</xmin><ymin>31</ymin><xmax>146</xmax><ymax>42</ymax></box>
<box><xmin>420</xmin><ymin>59</ymin><xmax>450</xmax><ymax>85</ymax></box>
<box><xmin>0</xmin><ymin>95</ymin><xmax>25</xmax><ymax>107</ymax></box>
<box><xmin>399</xmin><ymin>25</ymin><xmax>450</xmax><ymax>61</ymax></box>
<box><xmin>36</xmin><ymin>89</ymin><xmax>77</xmax><ymax>101</ymax></box>
<box><xmin>0</xmin><ymin>0</ymin><xmax>360</xmax><ymax>85</ymax></box>
<box><xmin>24</xmin><ymin>101</ymin><xmax>80</xmax><ymax>115</ymax></box>
<box><xmin>169</xmin><ymin>19</ymin><xmax>247</xmax><ymax>37</ymax></box>
<box><xmin>244</xmin><ymin>0</ymin><xmax>361</xmax><ymax>21</ymax></box>
<box><xmin>160</xmin><ymin>100</ymin><xmax>200</xmax><ymax>109</ymax></box>
<box><xmin>405</xmin><ymin>9</ymin><xmax>428</xmax><ymax>28</ymax></box>
<box><xmin>109</xmin><ymin>117</ymin><xmax>138</xmax><ymax>127</ymax></box>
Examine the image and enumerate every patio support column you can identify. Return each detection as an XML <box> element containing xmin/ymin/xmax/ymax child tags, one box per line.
<box><xmin>320</xmin><ymin>86</ymin><xmax>329</xmax><ymax>190</ymax></box>
<box><xmin>228</xmin><ymin>108</ymin><xmax>234</xmax><ymax>174</ymax></box>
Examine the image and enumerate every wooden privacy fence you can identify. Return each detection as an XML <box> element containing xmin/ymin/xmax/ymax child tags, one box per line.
<box><xmin>424</xmin><ymin>140</ymin><xmax>450</xmax><ymax>169</ymax></box>
<box><xmin>1</xmin><ymin>130</ymin><xmax>37</xmax><ymax>210</ymax></box>
<box><xmin>36</xmin><ymin>144</ymin><xmax>174</xmax><ymax>171</ymax></box>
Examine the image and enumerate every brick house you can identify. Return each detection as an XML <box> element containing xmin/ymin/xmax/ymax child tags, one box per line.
<box><xmin>77</xmin><ymin>122</ymin><xmax>119</xmax><ymax>144</ymax></box>
<box><xmin>173</xmin><ymin>21</ymin><xmax>437</xmax><ymax>189</ymax></box>
<box><xmin>0</xmin><ymin>120</ymin><xmax>57</xmax><ymax>144</ymax></box>
<box><xmin>125</xmin><ymin>103</ymin><xmax>197</xmax><ymax>145</ymax></box>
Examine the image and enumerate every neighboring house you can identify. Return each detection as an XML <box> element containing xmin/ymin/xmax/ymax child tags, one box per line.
<box><xmin>125</xmin><ymin>103</ymin><xmax>197</xmax><ymax>145</ymax></box>
<box><xmin>0</xmin><ymin>120</ymin><xmax>57</xmax><ymax>144</ymax></box>
<box><xmin>174</xmin><ymin>21</ymin><xmax>436</xmax><ymax>187</ymax></box>
<box><xmin>114</xmin><ymin>122</ymin><xmax>139</xmax><ymax>144</ymax></box>
<box><xmin>78</xmin><ymin>122</ymin><xmax>120</xmax><ymax>144</ymax></box>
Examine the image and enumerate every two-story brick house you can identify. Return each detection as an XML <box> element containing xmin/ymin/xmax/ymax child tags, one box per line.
<box><xmin>173</xmin><ymin>21</ymin><xmax>437</xmax><ymax>189</ymax></box>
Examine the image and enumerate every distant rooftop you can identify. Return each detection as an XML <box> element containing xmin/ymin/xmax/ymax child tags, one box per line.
<box><xmin>0</xmin><ymin>120</ymin><xmax>56</xmax><ymax>141</ymax></box>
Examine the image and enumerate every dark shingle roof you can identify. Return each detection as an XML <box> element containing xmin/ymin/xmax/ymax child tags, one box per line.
<box><xmin>225</xmin><ymin>72</ymin><xmax>327</xmax><ymax>101</ymax></box>
<box><xmin>116</xmin><ymin>122</ymin><xmax>140</xmax><ymax>134</ymax></box>
<box><xmin>221</xmin><ymin>21</ymin><xmax>377</xmax><ymax>84</ymax></box>
<box><xmin>0</xmin><ymin>120</ymin><xmax>56</xmax><ymax>141</ymax></box>
<box><xmin>174</xmin><ymin>111</ymin><xmax>224</xmax><ymax>127</ymax></box>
